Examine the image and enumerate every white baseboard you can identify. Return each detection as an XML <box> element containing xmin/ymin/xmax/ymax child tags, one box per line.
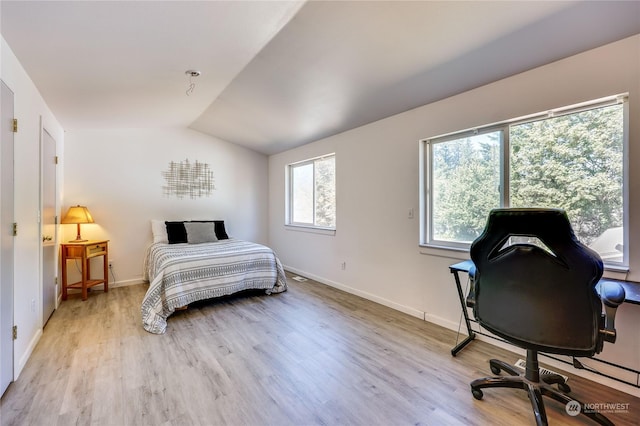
<box><xmin>109</xmin><ymin>278</ymin><xmax>146</xmax><ymax>288</ymax></box>
<box><xmin>424</xmin><ymin>313</ymin><xmax>463</xmax><ymax>332</ymax></box>
<box><xmin>284</xmin><ymin>266</ymin><xmax>425</xmax><ymax>320</ymax></box>
<box><xmin>15</xmin><ymin>328</ymin><xmax>42</xmax><ymax>380</ymax></box>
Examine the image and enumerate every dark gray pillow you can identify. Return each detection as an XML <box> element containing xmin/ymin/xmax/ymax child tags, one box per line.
<box><xmin>184</xmin><ymin>222</ymin><xmax>218</xmax><ymax>244</ymax></box>
<box><xmin>190</xmin><ymin>220</ymin><xmax>229</xmax><ymax>240</ymax></box>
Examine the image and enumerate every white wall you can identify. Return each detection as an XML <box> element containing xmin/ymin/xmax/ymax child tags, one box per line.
<box><xmin>63</xmin><ymin>127</ymin><xmax>269</xmax><ymax>285</ymax></box>
<box><xmin>1</xmin><ymin>37</ymin><xmax>64</xmax><ymax>378</ymax></box>
<box><xmin>4</xmin><ymin>26</ymin><xmax>639</xmax><ymax>398</ymax></box>
<box><xmin>268</xmin><ymin>35</ymin><xmax>640</xmax><ymax>395</ymax></box>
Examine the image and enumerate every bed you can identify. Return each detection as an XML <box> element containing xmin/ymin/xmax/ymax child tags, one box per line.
<box><xmin>141</xmin><ymin>221</ymin><xmax>287</xmax><ymax>334</ymax></box>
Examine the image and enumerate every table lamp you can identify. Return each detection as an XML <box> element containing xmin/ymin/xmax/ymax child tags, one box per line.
<box><xmin>61</xmin><ymin>205</ymin><xmax>94</xmax><ymax>242</ymax></box>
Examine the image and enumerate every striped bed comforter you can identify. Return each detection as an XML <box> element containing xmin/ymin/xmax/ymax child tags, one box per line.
<box><xmin>142</xmin><ymin>239</ymin><xmax>287</xmax><ymax>334</ymax></box>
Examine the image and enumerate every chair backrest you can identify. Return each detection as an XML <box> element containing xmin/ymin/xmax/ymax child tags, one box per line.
<box><xmin>470</xmin><ymin>208</ymin><xmax>604</xmax><ymax>356</ymax></box>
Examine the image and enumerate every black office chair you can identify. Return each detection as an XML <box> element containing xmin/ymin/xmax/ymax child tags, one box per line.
<box><xmin>467</xmin><ymin>208</ymin><xmax>625</xmax><ymax>426</ymax></box>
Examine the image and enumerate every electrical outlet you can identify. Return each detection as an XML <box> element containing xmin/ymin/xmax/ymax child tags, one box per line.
<box><xmin>109</xmin><ymin>261</ymin><xmax>113</xmax><ymax>269</ymax></box>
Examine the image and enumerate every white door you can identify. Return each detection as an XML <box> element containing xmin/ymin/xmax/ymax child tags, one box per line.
<box><xmin>42</xmin><ymin>129</ymin><xmax>56</xmax><ymax>326</ymax></box>
<box><xmin>1</xmin><ymin>80</ymin><xmax>15</xmax><ymax>396</ymax></box>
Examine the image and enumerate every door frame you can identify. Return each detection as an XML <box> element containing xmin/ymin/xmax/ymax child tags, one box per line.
<box><xmin>41</xmin><ymin>123</ymin><xmax>58</xmax><ymax>326</ymax></box>
<box><xmin>1</xmin><ymin>79</ymin><xmax>16</xmax><ymax>396</ymax></box>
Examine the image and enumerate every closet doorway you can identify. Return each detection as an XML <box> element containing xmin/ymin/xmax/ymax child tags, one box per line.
<box><xmin>42</xmin><ymin>128</ymin><xmax>57</xmax><ymax>326</ymax></box>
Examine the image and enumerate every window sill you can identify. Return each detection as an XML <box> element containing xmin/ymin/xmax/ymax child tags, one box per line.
<box><xmin>285</xmin><ymin>224</ymin><xmax>336</xmax><ymax>236</ymax></box>
<box><xmin>602</xmin><ymin>264</ymin><xmax>630</xmax><ymax>281</ymax></box>
<box><xmin>418</xmin><ymin>243</ymin><xmax>469</xmax><ymax>260</ymax></box>
<box><xmin>420</xmin><ymin>244</ymin><xmax>631</xmax><ymax>279</ymax></box>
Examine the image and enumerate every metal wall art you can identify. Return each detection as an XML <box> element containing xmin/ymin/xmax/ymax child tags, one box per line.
<box><xmin>162</xmin><ymin>159</ymin><xmax>215</xmax><ymax>199</ymax></box>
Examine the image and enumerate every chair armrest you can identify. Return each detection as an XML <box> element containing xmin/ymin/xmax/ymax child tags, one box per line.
<box><xmin>599</xmin><ymin>280</ymin><xmax>626</xmax><ymax>344</ymax></box>
<box><xmin>601</xmin><ymin>280</ymin><xmax>625</xmax><ymax>307</ymax></box>
<box><xmin>465</xmin><ymin>266</ymin><xmax>477</xmax><ymax>308</ymax></box>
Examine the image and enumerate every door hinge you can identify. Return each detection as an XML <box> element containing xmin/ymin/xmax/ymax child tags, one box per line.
<box><xmin>12</xmin><ymin>223</ymin><xmax>17</xmax><ymax>237</ymax></box>
<box><xmin>12</xmin><ymin>118</ymin><xmax>18</xmax><ymax>133</ymax></box>
<box><xmin>12</xmin><ymin>325</ymin><xmax>17</xmax><ymax>340</ymax></box>
<box><xmin>54</xmin><ymin>156</ymin><xmax>59</xmax><ymax>165</ymax></box>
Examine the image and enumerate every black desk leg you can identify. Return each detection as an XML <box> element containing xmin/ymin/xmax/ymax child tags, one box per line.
<box><xmin>450</xmin><ymin>269</ymin><xmax>476</xmax><ymax>356</ymax></box>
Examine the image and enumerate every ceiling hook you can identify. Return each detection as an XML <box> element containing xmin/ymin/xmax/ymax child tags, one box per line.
<box><xmin>185</xmin><ymin>70</ymin><xmax>201</xmax><ymax>96</ymax></box>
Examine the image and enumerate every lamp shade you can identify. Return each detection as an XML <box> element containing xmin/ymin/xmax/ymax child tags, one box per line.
<box><xmin>61</xmin><ymin>205</ymin><xmax>94</xmax><ymax>242</ymax></box>
<box><xmin>61</xmin><ymin>205</ymin><xmax>94</xmax><ymax>224</ymax></box>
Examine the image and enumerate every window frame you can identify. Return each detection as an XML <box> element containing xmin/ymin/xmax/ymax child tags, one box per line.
<box><xmin>286</xmin><ymin>153</ymin><xmax>336</xmax><ymax>232</ymax></box>
<box><xmin>423</xmin><ymin>126</ymin><xmax>506</xmax><ymax>250</ymax></box>
<box><xmin>420</xmin><ymin>94</ymin><xmax>628</xmax><ymax>268</ymax></box>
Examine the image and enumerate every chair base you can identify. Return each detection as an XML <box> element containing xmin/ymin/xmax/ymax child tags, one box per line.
<box><xmin>471</xmin><ymin>357</ymin><xmax>614</xmax><ymax>426</ymax></box>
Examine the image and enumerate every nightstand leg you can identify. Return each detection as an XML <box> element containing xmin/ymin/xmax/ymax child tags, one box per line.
<box><xmin>61</xmin><ymin>256</ymin><xmax>68</xmax><ymax>301</ymax></box>
<box><xmin>82</xmin><ymin>256</ymin><xmax>88</xmax><ymax>301</ymax></box>
<box><xmin>103</xmin><ymin>250</ymin><xmax>109</xmax><ymax>293</ymax></box>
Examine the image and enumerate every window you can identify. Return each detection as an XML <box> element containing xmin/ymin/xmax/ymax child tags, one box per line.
<box><xmin>287</xmin><ymin>154</ymin><xmax>336</xmax><ymax>229</ymax></box>
<box><xmin>421</xmin><ymin>95</ymin><xmax>627</xmax><ymax>267</ymax></box>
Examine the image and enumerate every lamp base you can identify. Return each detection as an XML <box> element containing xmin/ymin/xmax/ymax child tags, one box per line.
<box><xmin>72</xmin><ymin>223</ymin><xmax>87</xmax><ymax>242</ymax></box>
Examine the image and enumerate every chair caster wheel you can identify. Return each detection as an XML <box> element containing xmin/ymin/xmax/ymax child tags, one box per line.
<box><xmin>472</xmin><ymin>388</ymin><xmax>484</xmax><ymax>400</ymax></box>
<box><xmin>490</xmin><ymin>365</ymin><xmax>501</xmax><ymax>375</ymax></box>
<box><xmin>558</xmin><ymin>382</ymin><xmax>571</xmax><ymax>393</ymax></box>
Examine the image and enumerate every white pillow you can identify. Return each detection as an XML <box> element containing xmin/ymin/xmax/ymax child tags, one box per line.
<box><xmin>151</xmin><ymin>220</ymin><xmax>168</xmax><ymax>244</ymax></box>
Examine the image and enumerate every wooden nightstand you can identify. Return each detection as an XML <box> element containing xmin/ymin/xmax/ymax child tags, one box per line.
<box><xmin>61</xmin><ymin>240</ymin><xmax>109</xmax><ymax>301</ymax></box>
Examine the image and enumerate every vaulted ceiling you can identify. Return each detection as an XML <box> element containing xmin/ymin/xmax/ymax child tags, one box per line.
<box><xmin>2</xmin><ymin>1</ymin><xmax>639</xmax><ymax>154</ymax></box>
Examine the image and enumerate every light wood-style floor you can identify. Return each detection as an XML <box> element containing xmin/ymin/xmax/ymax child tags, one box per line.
<box><xmin>1</xmin><ymin>272</ymin><xmax>639</xmax><ymax>426</ymax></box>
